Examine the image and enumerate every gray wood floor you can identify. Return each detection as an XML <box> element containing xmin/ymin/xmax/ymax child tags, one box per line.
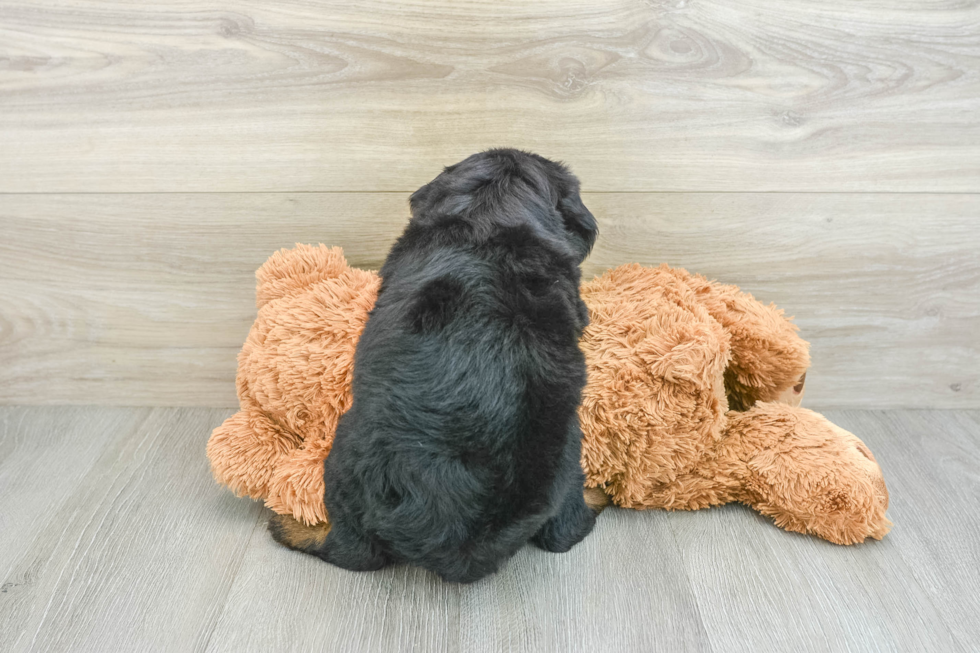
<box><xmin>1</xmin><ymin>408</ymin><xmax>977</xmax><ymax>652</ymax></box>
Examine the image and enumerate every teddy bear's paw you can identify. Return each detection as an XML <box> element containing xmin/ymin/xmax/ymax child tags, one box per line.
<box><xmin>736</xmin><ymin>405</ymin><xmax>891</xmax><ymax>545</ymax></box>
<box><xmin>755</xmin><ymin>475</ymin><xmax>891</xmax><ymax>545</ymax></box>
<box><xmin>748</xmin><ymin>455</ymin><xmax>892</xmax><ymax>545</ymax></box>
<box><xmin>206</xmin><ymin>408</ymin><xmax>304</xmax><ymax>501</ymax></box>
<box><xmin>810</xmin><ymin>427</ymin><xmax>892</xmax><ymax>544</ymax></box>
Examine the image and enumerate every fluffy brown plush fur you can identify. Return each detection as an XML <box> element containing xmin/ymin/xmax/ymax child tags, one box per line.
<box><xmin>208</xmin><ymin>245</ymin><xmax>891</xmax><ymax>545</ymax></box>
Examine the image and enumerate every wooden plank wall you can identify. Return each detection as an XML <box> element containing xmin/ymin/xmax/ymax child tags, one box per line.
<box><xmin>1</xmin><ymin>0</ymin><xmax>978</xmax><ymax>408</ymax></box>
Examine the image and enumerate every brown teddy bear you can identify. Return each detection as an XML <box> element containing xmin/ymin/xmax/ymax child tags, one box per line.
<box><xmin>208</xmin><ymin>244</ymin><xmax>891</xmax><ymax>545</ymax></box>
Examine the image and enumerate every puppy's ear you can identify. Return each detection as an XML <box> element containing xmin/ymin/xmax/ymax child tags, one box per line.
<box><xmin>558</xmin><ymin>192</ymin><xmax>598</xmax><ymax>262</ymax></box>
<box><xmin>409</xmin><ymin>184</ymin><xmax>433</xmax><ymax>218</ymax></box>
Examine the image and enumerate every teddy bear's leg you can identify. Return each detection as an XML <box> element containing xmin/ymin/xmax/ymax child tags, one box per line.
<box><xmin>634</xmin><ymin>470</ymin><xmax>742</xmax><ymax>512</ymax></box>
<box><xmin>726</xmin><ymin>404</ymin><xmax>891</xmax><ymax>544</ymax></box>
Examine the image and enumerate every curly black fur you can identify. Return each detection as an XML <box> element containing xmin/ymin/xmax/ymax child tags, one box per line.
<box><xmin>271</xmin><ymin>149</ymin><xmax>599</xmax><ymax>582</ymax></box>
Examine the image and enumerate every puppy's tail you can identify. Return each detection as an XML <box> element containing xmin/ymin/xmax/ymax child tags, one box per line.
<box><xmin>268</xmin><ymin>513</ymin><xmax>332</xmax><ymax>554</ymax></box>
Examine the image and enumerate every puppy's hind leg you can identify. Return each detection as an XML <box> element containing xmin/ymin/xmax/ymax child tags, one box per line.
<box><xmin>583</xmin><ymin>486</ymin><xmax>612</xmax><ymax>515</ymax></box>
<box><xmin>268</xmin><ymin>514</ymin><xmax>389</xmax><ymax>572</ymax></box>
<box><xmin>268</xmin><ymin>513</ymin><xmax>332</xmax><ymax>552</ymax></box>
<box><xmin>531</xmin><ymin>478</ymin><xmax>597</xmax><ymax>553</ymax></box>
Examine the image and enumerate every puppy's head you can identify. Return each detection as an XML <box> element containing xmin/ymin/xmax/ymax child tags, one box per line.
<box><xmin>409</xmin><ymin>149</ymin><xmax>598</xmax><ymax>262</ymax></box>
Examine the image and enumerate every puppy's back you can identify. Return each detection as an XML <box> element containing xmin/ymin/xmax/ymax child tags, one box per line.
<box><xmin>322</xmin><ymin>150</ymin><xmax>598</xmax><ymax>582</ymax></box>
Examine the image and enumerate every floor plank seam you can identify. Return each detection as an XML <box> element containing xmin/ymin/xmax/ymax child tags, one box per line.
<box><xmin>198</xmin><ymin>507</ymin><xmax>269</xmax><ymax>653</ymax></box>
<box><xmin>1</xmin><ymin>409</ymin><xmax>978</xmax><ymax>650</ymax></box>
<box><xmin>663</xmin><ymin>516</ymin><xmax>718</xmax><ymax>653</ymax></box>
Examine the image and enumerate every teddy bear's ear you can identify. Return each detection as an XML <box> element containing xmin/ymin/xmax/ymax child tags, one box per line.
<box><xmin>255</xmin><ymin>244</ymin><xmax>351</xmax><ymax>309</ymax></box>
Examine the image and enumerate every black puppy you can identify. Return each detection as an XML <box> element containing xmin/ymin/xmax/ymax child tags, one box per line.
<box><xmin>270</xmin><ymin>149</ymin><xmax>599</xmax><ymax>583</ymax></box>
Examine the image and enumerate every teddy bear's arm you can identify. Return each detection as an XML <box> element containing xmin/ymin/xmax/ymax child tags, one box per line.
<box><xmin>677</xmin><ymin>270</ymin><xmax>810</xmax><ymax>409</ymax></box>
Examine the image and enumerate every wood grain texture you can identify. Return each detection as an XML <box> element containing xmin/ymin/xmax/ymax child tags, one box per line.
<box><xmin>1</xmin><ymin>192</ymin><xmax>976</xmax><ymax>408</ymax></box>
<box><xmin>827</xmin><ymin>409</ymin><xmax>980</xmax><ymax>650</ymax></box>
<box><xmin>1</xmin><ymin>0</ymin><xmax>979</xmax><ymax>192</ymax></box>
<box><xmin>207</xmin><ymin>508</ymin><xmax>712</xmax><ymax>653</ymax></box>
<box><xmin>669</xmin><ymin>407</ymin><xmax>980</xmax><ymax>652</ymax></box>
<box><xmin>0</xmin><ymin>407</ymin><xmax>150</xmax><ymax>583</ymax></box>
<box><xmin>1</xmin><ymin>407</ymin><xmax>977</xmax><ymax>651</ymax></box>
<box><xmin>588</xmin><ymin>193</ymin><xmax>980</xmax><ymax>410</ymax></box>
<box><xmin>0</xmin><ymin>407</ymin><xmax>264</xmax><ymax>653</ymax></box>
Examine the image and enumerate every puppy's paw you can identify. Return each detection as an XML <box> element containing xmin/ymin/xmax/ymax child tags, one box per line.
<box><xmin>583</xmin><ymin>486</ymin><xmax>611</xmax><ymax>515</ymax></box>
<box><xmin>533</xmin><ymin>487</ymin><xmax>600</xmax><ymax>553</ymax></box>
<box><xmin>268</xmin><ymin>513</ymin><xmax>331</xmax><ymax>552</ymax></box>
